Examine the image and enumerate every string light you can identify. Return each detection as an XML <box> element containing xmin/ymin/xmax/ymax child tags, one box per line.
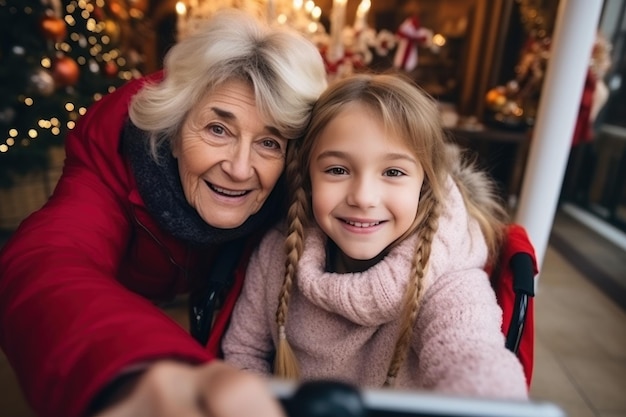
<box><xmin>1</xmin><ymin>0</ymin><xmax>141</xmax><ymax>186</ymax></box>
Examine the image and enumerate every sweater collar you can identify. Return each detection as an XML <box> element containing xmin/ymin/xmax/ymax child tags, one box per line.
<box><xmin>122</xmin><ymin>120</ymin><xmax>285</xmax><ymax>246</ymax></box>
<box><xmin>297</xmin><ymin>227</ymin><xmax>419</xmax><ymax>326</ymax></box>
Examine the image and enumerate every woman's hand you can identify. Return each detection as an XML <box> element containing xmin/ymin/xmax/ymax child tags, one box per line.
<box><xmin>93</xmin><ymin>360</ymin><xmax>286</xmax><ymax>417</ymax></box>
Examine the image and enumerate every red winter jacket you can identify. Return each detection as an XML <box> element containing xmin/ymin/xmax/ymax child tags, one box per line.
<box><xmin>0</xmin><ymin>74</ymin><xmax>256</xmax><ymax>417</ymax></box>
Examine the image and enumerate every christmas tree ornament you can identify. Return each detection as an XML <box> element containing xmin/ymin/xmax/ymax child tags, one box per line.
<box><xmin>108</xmin><ymin>0</ymin><xmax>128</xmax><ymax>19</ymax></box>
<box><xmin>40</xmin><ymin>15</ymin><xmax>67</xmax><ymax>41</ymax></box>
<box><xmin>51</xmin><ymin>55</ymin><xmax>80</xmax><ymax>86</ymax></box>
<box><xmin>103</xmin><ymin>60</ymin><xmax>118</xmax><ymax>78</ymax></box>
<box><xmin>92</xmin><ymin>5</ymin><xmax>105</xmax><ymax>20</ymax></box>
<box><xmin>484</xmin><ymin>80</ymin><xmax>528</xmax><ymax>130</ymax></box>
<box><xmin>485</xmin><ymin>86</ymin><xmax>507</xmax><ymax>111</ymax></box>
<box><xmin>28</xmin><ymin>68</ymin><xmax>56</xmax><ymax>96</ymax></box>
<box><xmin>88</xmin><ymin>59</ymin><xmax>100</xmax><ymax>73</ymax></box>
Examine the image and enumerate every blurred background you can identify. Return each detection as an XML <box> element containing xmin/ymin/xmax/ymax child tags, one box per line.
<box><xmin>0</xmin><ymin>1</ymin><xmax>625</xmax><ymax>416</ymax></box>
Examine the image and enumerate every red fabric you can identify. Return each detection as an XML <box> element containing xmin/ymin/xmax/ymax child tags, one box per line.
<box><xmin>572</xmin><ymin>70</ymin><xmax>597</xmax><ymax>146</ymax></box>
<box><xmin>489</xmin><ymin>224</ymin><xmax>538</xmax><ymax>388</ymax></box>
<box><xmin>0</xmin><ymin>73</ymin><xmax>252</xmax><ymax>417</ymax></box>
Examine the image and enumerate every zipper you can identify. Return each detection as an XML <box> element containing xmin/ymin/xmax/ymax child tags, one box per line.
<box><xmin>133</xmin><ymin>210</ymin><xmax>186</xmax><ymax>272</ymax></box>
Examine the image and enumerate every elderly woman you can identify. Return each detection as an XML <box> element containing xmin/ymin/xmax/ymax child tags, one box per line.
<box><xmin>0</xmin><ymin>9</ymin><xmax>327</xmax><ymax>417</ymax></box>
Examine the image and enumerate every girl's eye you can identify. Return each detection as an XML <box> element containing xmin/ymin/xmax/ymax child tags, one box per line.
<box><xmin>384</xmin><ymin>168</ymin><xmax>405</xmax><ymax>177</ymax></box>
<box><xmin>327</xmin><ymin>167</ymin><xmax>347</xmax><ymax>175</ymax></box>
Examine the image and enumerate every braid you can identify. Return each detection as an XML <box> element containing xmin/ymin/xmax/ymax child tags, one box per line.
<box><xmin>274</xmin><ymin>144</ymin><xmax>307</xmax><ymax>379</ymax></box>
<box><xmin>385</xmin><ymin>186</ymin><xmax>441</xmax><ymax>386</ymax></box>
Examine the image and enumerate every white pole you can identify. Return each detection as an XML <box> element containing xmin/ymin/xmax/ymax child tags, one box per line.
<box><xmin>515</xmin><ymin>0</ymin><xmax>603</xmax><ymax>271</ymax></box>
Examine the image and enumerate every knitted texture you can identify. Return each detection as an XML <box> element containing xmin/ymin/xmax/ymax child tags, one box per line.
<box><xmin>222</xmin><ymin>177</ymin><xmax>528</xmax><ymax>399</ymax></box>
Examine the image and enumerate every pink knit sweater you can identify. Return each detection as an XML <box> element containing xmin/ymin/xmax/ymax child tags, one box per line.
<box><xmin>222</xmin><ymin>179</ymin><xmax>528</xmax><ymax>400</ymax></box>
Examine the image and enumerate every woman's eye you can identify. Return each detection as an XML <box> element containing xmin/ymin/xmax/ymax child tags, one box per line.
<box><xmin>385</xmin><ymin>168</ymin><xmax>405</xmax><ymax>177</ymax></box>
<box><xmin>261</xmin><ymin>138</ymin><xmax>280</xmax><ymax>150</ymax></box>
<box><xmin>258</xmin><ymin>138</ymin><xmax>288</xmax><ymax>158</ymax></box>
<box><xmin>209</xmin><ymin>124</ymin><xmax>225</xmax><ymax>136</ymax></box>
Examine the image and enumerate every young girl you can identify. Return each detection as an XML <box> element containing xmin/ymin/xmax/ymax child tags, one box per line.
<box><xmin>222</xmin><ymin>73</ymin><xmax>528</xmax><ymax>399</ymax></box>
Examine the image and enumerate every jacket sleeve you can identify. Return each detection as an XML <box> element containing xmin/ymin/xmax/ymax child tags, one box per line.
<box><xmin>411</xmin><ymin>179</ymin><xmax>528</xmax><ymax>399</ymax></box>
<box><xmin>0</xmin><ymin>75</ymin><xmax>212</xmax><ymax>417</ymax></box>
<box><xmin>221</xmin><ymin>230</ymin><xmax>282</xmax><ymax>375</ymax></box>
<box><xmin>413</xmin><ymin>265</ymin><xmax>529</xmax><ymax>399</ymax></box>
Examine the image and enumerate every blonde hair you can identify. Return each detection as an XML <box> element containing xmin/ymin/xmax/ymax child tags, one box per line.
<box><xmin>128</xmin><ymin>8</ymin><xmax>327</xmax><ymax>158</ymax></box>
<box><xmin>274</xmin><ymin>73</ymin><xmax>508</xmax><ymax>383</ymax></box>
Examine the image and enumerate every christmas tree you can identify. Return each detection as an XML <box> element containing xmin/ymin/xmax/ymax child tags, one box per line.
<box><xmin>0</xmin><ymin>0</ymin><xmax>142</xmax><ymax>186</ymax></box>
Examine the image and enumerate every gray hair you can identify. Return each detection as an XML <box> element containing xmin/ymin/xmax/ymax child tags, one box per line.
<box><xmin>128</xmin><ymin>8</ymin><xmax>328</xmax><ymax>157</ymax></box>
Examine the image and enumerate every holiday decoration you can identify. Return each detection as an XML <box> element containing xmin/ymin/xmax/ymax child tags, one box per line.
<box><xmin>27</xmin><ymin>69</ymin><xmax>56</xmax><ymax>97</ymax></box>
<box><xmin>0</xmin><ymin>0</ymin><xmax>142</xmax><ymax>187</ymax></box>
<box><xmin>51</xmin><ymin>55</ymin><xmax>80</xmax><ymax>87</ymax></box>
<box><xmin>39</xmin><ymin>15</ymin><xmax>67</xmax><ymax>41</ymax></box>
<box><xmin>485</xmin><ymin>81</ymin><xmax>527</xmax><ymax>129</ymax></box>
<box><xmin>103</xmin><ymin>60</ymin><xmax>119</xmax><ymax>78</ymax></box>
<box><xmin>175</xmin><ymin>0</ymin><xmax>444</xmax><ymax>82</ymax></box>
<box><xmin>328</xmin><ymin>0</ymin><xmax>348</xmax><ymax>65</ymax></box>
<box><xmin>393</xmin><ymin>15</ymin><xmax>434</xmax><ymax>72</ymax></box>
<box><xmin>484</xmin><ymin>0</ymin><xmax>557</xmax><ymax>130</ymax></box>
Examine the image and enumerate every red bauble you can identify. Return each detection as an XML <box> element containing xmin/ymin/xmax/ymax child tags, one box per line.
<box><xmin>103</xmin><ymin>60</ymin><xmax>118</xmax><ymax>78</ymax></box>
<box><xmin>52</xmin><ymin>56</ymin><xmax>80</xmax><ymax>86</ymax></box>
<box><xmin>108</xmin><ymin>0</ymin><xmax>127</xmax><ymax>19</ymax></box>
<box><xmin>92</xmin><ymin>6</ymin><xmax>104</xmax><ymax>20</ymax></box>
<box><xmin>132</xmin><ymin>0</ymin><xmax>149</xmax><ymax>13</ymax></box>
<box><xmin>40</xmin><ymin>16</ymin><xmax>67</xmax><ymax>42</ymax></box>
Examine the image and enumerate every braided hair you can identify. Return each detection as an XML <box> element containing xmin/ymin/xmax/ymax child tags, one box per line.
<box><xmin>274</xmin><ymin>72</ymin><xmax>507</xmax><ymax>382</ymax></box>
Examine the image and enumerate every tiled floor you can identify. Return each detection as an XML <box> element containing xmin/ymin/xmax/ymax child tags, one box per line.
<box><xmin>1</xmin><ymin>213</ymin><xmax>625</xmax><ymax>417</ymax></box>
<box><xmin>529</xmin><ymin>246</ymin><xmax>626</xmax><ymax>417</ymax></box>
